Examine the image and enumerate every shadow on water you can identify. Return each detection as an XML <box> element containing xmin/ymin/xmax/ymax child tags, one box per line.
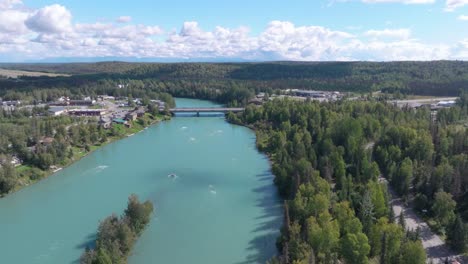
<box><xmin>73</xmin><ymin>233</ymin><xmax>97</xmax><ymax>263</ymax></box>
<box><xmin>256</xmin><ymin>172</ymin><xmax>274</xmax><ymax>182</ymax></box>
<box><xmin>236</xmin><ymin>170</ymin><xmax>283</xmax><ymax>264</ymax></box>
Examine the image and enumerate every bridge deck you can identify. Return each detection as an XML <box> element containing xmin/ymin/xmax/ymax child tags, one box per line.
<box><xmin>169</xmin><ymin>107</ymin><xmax>245</xmax><ymax>113</ymax></box>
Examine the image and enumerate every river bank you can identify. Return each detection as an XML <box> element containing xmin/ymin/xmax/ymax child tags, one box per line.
<box><xmin>7</xmin><ymin>113</ymin><xmax>170</xmax><ymax>197</ymax></box>
<box><xmin>0</xmin><ymin>98</ymin><xmax>282</xmax><ymax>264</ymax></box>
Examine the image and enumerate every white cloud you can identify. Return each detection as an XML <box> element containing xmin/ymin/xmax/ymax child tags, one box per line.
<box><xmin>458</xmin><ymin>15</ymin><xmax>468</xmax><ymax>20</ymax></box>
<box><xmin>364</xmin><ymin>29</ymin><xmax>411</xmax><ymax>39</ymax></box>
<box><xmin>0</xmin><ymin>9</ymin><xmax>28</xmax><ymax>33</ymax></box>
<box><xmin>348</xmin><ymin>39</ymin><xmax>451</xmax><ymax>60</ymax></box>
<box><xmin>116</xmin><ymin>16</ymin><xmax>131</xmax><ymax>23</ymax></box>
<box><xmin>0</xmin><ymin>0</ymin><xmax>29</xmax><ymax>37</ymax></box>
<box><xmin>0</xmin><ymin>0</ymin><xmax>22</xmax><ymax>9</ymax></box>
<box><xmin>451</xmin><ymin>39</ymin><xmax>468</xmax><ymax>59</ymax></box>
<box><xmin>75</xmin><ymin>22</ymin><xmax>113</xmax><ymax>33</ymax></box>
<box><xmin>445</xmin><ymin>0</ymin><xmax>468</xmax><ymax>11</ymax></box>
<box><xmin>97</xmin><ymin>24</ymin><xmax>163</xmax><ymax>39</ymax></box>
<box><xmin>25</xmin><ymin>4</ymin><xmax>72</xmax><ymax>33</ymax></box>
<box><xmin>165</xmin><ymin>22</ymin><xmax>256</xmax><ymax>58</ymax></box>
<box><xmin>258</xmin><ymin>21</ymin><xmax>354</xmax><ymax>60</ymax></box>
<box><xmin>0</xmin><ymin>1</ymin><xmax>466</xmax><ymax>61</ymax></box>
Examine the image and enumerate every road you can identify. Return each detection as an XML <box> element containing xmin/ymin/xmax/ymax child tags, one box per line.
<box><xmin>381</xmin><ymin>176</ymin><xmax>466</xmax><ymax>263</ymax></box>
<box><xmin>367</xmin><ymin>141</ymin><xmax>464</xmax><ymax>263</ymax></box>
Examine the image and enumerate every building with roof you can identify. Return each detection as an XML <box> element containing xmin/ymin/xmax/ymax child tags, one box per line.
<box><xmin>125</xmin><ymin>112</ymin><xmax>138</xmax><ymax>121</ymax></box>
<box><xmin>1</xmin><ymin>100</ymin><xmax>21</xmax><ymax>106</ymax></box>
<box><xmin>68</xmin><ymin>109</ymin><xmax>106</xmax><ymax>117</ymax></box>
<box><xmin>437</xmin><ymin>100</ymin><xmax>456</xmax><ymax>107</ymax></box>
<box><xmin>48</xmin><ymin>106</ymin><xmax>67</xmax><ymax>116</ymax></box>
<box><xmin>113</xmin><ymin>118</ymin><xmax>126</xmax><ymax>124</ymax></box>
<box><xmin>248</xmin><ymin>98</ymin><xmax>263</xmax><ymax>105</ymax></box>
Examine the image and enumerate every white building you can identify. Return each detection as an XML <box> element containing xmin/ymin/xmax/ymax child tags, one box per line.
<box><xmin>437</xmin><ymin>100</ymin><xmax>456</xmax><ymax>107</ymax></box>
<box><xmin>48</xmin><ymin>106</ymin><xmax>67</xmax><ymax>116</ymax></box>
<box><xmin>102</xmin><ymin>96</ymin><xmax>116</xmax><ymax>101</ymax></box>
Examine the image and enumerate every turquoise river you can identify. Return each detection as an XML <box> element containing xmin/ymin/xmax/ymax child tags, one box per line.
<box><xmin>0</xmin><ymin>98</ymin><xmax>282</xmax><ymax>264</ymax></box>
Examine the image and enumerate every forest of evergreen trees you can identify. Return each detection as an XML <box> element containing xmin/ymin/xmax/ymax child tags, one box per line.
<box><xmin>1</xmin><ymin>61</ymin><xmax>468</xmax><ymax>105</ymax></box>
<box><xmin>227</xmin><ymin>91</ymin><xmax>468</xmax><ymax>263</ymax></box>
<box><xmin>1</xmin><ymin>61</ymin><xmax>468</xmax><ymax>262</ymax></box>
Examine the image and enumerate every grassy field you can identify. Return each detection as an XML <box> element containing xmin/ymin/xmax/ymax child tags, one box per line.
<box><xmin>0</xmin><ymin>68</ymin><xmax>69</xmax><ymax>78</ymax></box>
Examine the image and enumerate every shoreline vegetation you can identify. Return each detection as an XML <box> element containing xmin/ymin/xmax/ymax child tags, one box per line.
<box><xmin>1</xmin><ymin>112</ymin><xmax>170</xmax><ymax>198</ymax></box>
<box><xmin>225</xmin><ymin>96</ymin><xmax>467</xmax><ymax>263</ymax></box>
<box><xmin>80</xmin><ymin>194</ymin><xmax>154</xmax><ymax>264</ymax></box>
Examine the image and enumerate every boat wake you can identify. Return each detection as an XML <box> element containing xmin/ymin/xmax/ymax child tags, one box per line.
<box><xmin>94</xmin><ymin>165</ymin><xmax>109</xmax><ymax>172</ymax></box>
<box><xmin>168</xmin><ymin>173</ymin><xmax>178</xmax><ymax>180</ymax></box>
<box><xmin>209</xmin><ymin>129</ymin><xmax>223</xmax><ymax>136</ymax></box>
<box><xmin>209</xmin><ymin>184</ymin><xmax>217</xmax><ymax>194</ymax></box>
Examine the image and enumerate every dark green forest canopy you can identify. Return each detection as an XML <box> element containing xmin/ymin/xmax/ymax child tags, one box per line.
<box><xmin>1</xmin><ymin>61</ymin><xmax>468</xmax><ymax>98</ymax></box>
<box><xmin>229</xmin><ymin>94</ymin><xmax>468</xmax><ymax>263</ymax></box>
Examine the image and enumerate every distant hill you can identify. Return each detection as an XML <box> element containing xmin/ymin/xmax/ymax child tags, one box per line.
<box><xmin>0</xmin><ymin>61</ymin><xmax>467</xmax><ymax>96</ymax></box>
<box><xmin>0</xmin><ymin>62</ymin><xmax>142</xmax><ymax>75</ymax></box>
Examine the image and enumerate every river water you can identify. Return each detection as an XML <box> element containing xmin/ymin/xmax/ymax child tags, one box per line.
<box><xmin>0</xmin><ymin>98</ymin><xmax>282</xmax><ymax>264</ymax></box>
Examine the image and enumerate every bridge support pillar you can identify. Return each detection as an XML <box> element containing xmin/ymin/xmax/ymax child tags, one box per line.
<box><xmin>196</xmin><ymin>112</ymin><xmax>200</xmax><ymax>117</ymax></box>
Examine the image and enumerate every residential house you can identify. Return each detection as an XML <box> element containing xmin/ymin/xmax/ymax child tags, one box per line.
<box><xmin>125</xmin><ymin>112</ymin><xmax>138</xmax><ymax>121</ymax></box>
<box><xmin>248</xmin><ymin>98</ymin><xmax>263</xmax><ymax>106</ymax></box>
<box><xmin>135</xmin><ymin>107</ymin><xmax>146</xmax><ymax>117</ymax></box>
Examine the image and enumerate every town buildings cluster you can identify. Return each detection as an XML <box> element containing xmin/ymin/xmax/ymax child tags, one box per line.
<box><xmin>44</xmin><ymin>95</ymin><xmax>166</xmax><ymax>128</ymax></box>
<box><xmin>248</xmin><ymin>90</ymin><xmax>343</xmax><ymax>106</ymax></box>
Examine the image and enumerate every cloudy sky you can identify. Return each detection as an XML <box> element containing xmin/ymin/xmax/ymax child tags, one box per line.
<box><xmin>1</xmin><ymin>0</ymin><xmax>468</xmax><ymax>61</ymax></box>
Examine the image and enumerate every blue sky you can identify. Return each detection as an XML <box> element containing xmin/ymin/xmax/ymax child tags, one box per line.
<box><xmin>1</xmin><ymin>0</ymin><xmax>468</xmax><ymax>61</ymax></box>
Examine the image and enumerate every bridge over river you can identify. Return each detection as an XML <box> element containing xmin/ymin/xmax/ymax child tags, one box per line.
<box><xmin>169</xmin><ymin>107</ymin><xmax>245</xmax><ymax>116</ymax></box>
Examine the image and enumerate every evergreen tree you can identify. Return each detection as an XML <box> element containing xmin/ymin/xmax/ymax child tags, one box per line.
<box><xmin>448</xmin><ymin>215</ymin><xmax>467</xmax><ymax>252</ymax></box>
<box><xmin>359</xmin><ymin>190</ymin><xmax>375</xmax><ymax>235</ymax></box>
<box><xmin>400</xmin><ymin>240</ymin><xmax>426</xmax><ymax>264</ymax></box>
<box><xmin>399</xmin><ymin>211</ymin><xmax>406</xmax><ymax>230</ymax></box>
<box><xmin>432</xmin><ymin>191</ymin><xmax>456</xmax><ymax>232</ymax></box>
<box><xmin>380</xmin><ymin>232</ymin><xmax>387</xmax><ymax>264</ymax></box>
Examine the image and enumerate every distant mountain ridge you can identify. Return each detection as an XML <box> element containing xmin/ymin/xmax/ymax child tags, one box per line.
<box><xmin>21</xmin><ymin>57</ymin><xmax>255</xmax><ymax>63</ymax></box>
<box><xmin>0</xmin><ymin>60</ymin><xmax>467</xmax><ymax>96</ymax></box>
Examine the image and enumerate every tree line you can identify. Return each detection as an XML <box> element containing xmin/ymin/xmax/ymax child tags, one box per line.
<box><xmin>2</xmin><ymin>61</ymin><xmax>468</xmax><ymax>106</ymax></box>
<box><xmin>374</xmin><ymin>91</ymin><xmax>468</xmax><ymax>251</ymax></box>
<box><xmin>226</xmin><ymin>92</ymin><xmax>467</xmax><ymax>263</ymax></box>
